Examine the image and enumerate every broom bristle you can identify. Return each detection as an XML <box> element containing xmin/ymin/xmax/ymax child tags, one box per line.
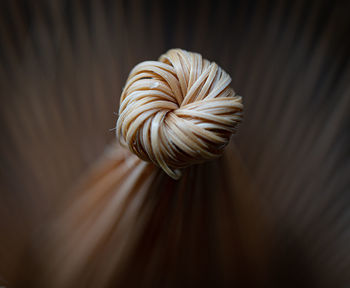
<box><xmin>0</xmin><ymin>0</ymin><xmax>349</xmax><ymax>287</ymax></box>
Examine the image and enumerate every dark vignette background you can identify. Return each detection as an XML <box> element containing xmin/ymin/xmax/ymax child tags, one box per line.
<box><xmin>0</xmin><ymin>0</ymin><xmax>349</xmax><ymax>287</ymax></box>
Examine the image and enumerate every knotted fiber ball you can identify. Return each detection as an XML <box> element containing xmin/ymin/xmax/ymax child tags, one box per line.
<box><xmin>117</xmin><ymin>49</ymin><xmax>243</xmax><ymax>179</ymax></box>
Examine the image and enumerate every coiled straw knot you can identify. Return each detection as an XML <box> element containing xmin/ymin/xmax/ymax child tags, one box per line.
<box><xmin>117</xmin><ymin>49</ymin><xmax>243</xmax><ymax>179</ymax></box>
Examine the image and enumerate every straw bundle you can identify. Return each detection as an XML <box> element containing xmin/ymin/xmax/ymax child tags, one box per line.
<box><xmin>0</xmin><ymin>1</ymin><xmax>349</xmax><ymax>287</ymax></box>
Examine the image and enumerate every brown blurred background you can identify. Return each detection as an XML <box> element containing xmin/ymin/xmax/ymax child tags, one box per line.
<box><xmin>0</xmin><ymin>0</ymin><xmax>349</xmax><ymax>287</ymax></box>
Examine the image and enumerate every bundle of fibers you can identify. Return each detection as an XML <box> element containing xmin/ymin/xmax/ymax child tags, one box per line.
<box><xmin>0</xmin><ymin>0</ymin><xmax>349</xmax><ymax>287</ymax></box>
<box><xmin>40</xmin><ymin>49</ymin><xmax>276</xmax><ymax>287</ymax></box>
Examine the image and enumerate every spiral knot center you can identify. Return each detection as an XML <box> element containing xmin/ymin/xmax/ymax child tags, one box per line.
<box><xmin>117</xmin><ymin>49</ymin><xmax>243</xmax><ymax>179</ymax></box>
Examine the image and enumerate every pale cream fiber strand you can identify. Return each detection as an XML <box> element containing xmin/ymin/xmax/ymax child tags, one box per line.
<box><xmin>117</xmin><ymin>49</ymin><xmax>243</xmax><ymax>179</ymax></box>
